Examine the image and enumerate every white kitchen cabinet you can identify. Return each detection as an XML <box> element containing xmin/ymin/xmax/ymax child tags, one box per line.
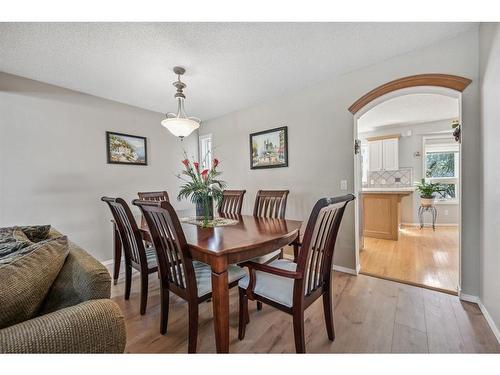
<box><xmin>368</xmin><ymin>137</ymin><xmax>399</xmax><ymax>171</ymax></box>
<box><xmin>382</xmin><ymin>138</ymin><xmax>399</xmax><ymax>171</ymax></box>
<box><xmin>368</xmin><ymin>140</ymin><xmax>383</xmax><ymax>171</ymax></box>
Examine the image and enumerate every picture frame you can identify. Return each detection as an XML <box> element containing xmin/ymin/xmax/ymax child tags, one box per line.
<box><xmin>249</xmin><ymin>126</ymin><xmax>288</xmax><ymax>169</ymax></box>
<box><xmin>106</xmin><ymin>131</ymin><xmax>148</xmax><ymax>166</ymax></box>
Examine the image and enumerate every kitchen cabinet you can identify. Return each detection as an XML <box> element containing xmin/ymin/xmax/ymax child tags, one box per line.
<box><xmin>368</xmin><ymin>137</ymin><xmax>399</xmax><ymax>171</ymax></box>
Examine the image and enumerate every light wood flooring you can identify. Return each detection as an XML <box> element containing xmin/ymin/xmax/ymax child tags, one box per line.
<box><xmin>111</xmin><ymin>269</ymin><xmax>499</xmax><ymax>353</ymax></box>
<box><xmin>360</xmin><ymin>226</ymin><xmax>459</xmax><ymax>294</ymax></box>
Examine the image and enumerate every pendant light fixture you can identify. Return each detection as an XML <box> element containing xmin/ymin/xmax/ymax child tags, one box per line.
<box><xmin>161</xmin><ymin>66</ymin><xmax>201</xmax><ymax>139</ymax></box>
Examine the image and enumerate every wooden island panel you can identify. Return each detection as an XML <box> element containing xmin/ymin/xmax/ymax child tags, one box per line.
<box><xmin>363</xmin><ymin>192</ymin><xmax>408</xmax><ymax>240</ymax></box>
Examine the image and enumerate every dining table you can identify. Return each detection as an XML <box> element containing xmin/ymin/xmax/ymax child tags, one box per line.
<box><xmin>112</xmin><ymin>213</ymin><xmax>302</xmax><ymax>353</ymax></box>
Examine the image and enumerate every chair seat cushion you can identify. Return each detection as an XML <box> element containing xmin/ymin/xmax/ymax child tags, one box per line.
<box><xmin>193</xmin><ymin>261</ymin><xmax>246</xmax><ymax>297</ymax></box>
<box><xmin>145</xmin><ymin>247</ymin><xmax>157</xmax><ymax>268</ymax></box>
<box><xmin>239</xmin><ymin>259</ymin><xmax>296</xmax><ymax>308</ymax></box>
<box><xmin>249</xmin><ymin>249</ymin><xmax>282</xmax><ymax>264</ymax></box>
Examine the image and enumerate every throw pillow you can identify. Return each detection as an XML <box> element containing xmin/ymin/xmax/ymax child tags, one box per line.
<box><xmin>20</xmin><ymin>225</ymin><xmax>51</xmax><ymax>242</ymax></box>
<box><xmin>0</xmin><ymin>227</ymin><xmax>32</xmax><ymax>260</ymax></box>
<box><xmin>0</xmin><ymin>236</ymin><xmax>69</xmax><ymax>329</ymax></box>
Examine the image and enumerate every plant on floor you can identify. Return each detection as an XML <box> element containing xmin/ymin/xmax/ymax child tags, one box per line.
<box><xmin>414</xmin><ymin>179</ymin><xmax>446</xmax><ymax>206</ymax></box>
<box><xmin>177</xmin><ymin>152</ymin><xmax>226</xmax><ymax>226</ymax></box>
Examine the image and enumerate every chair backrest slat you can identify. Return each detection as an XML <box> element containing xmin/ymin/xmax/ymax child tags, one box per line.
<box><xmin>133</xmin><ymin>199</ymin><xmax>197</xmax><ymax>296</ymax></box>
<box><xmin>253</xmin><ymin>190</ymin><xmax>289</xmax><ymax>219</ymax></box>
<box><xmin>137</xmin><ymin>191</ymin><xmax>170</xmax><ymax>229</ymax></box>
<box><xmin>218</xmin><ymin>190</ymin><xmax>246</xmax><ymax>216</ymax></box>
<box><xmin>296</xmin><ymin>194</ymin><xmax>355</xmax><ymax>297</ymax></box>
<box><xmin>102</xmin><ymin>197</ymin><xmax>148</xmax><ymax>269</ymax></box>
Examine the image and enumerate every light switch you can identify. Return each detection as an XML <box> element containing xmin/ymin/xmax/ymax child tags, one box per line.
<box><xmin>340</xmin><ymin>180</ymin><xmax>348</xmax><ymax>191</ymax></box>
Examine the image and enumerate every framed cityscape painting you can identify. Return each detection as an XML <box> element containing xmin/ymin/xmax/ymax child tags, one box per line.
<box><xmin>106</xmin><ymin>131</ymin><xmax>148</xmax><ymax>165</ymax></box>
<box><xmin>249</xmin><ymin>126</ymin><xmax>288</xmax><ymax>169</ymax></box>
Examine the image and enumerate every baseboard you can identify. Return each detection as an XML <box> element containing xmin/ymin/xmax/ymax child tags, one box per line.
<box><xmin>401</xmin><ymin>222</ymin><xmax>459</xmax><ymax>228</ymax></box>
<box><xmin>478</xmin><ymin>302</ymin><xmax>500</xmax><ymax>344</ymax></box>
<box><xmin>332</xmin><ymin>264</ymin><xmax>358</xmax><ymax>275</ymax></box>
<box><xmin>459</xmin><ymin>292</ymin><xmax>481</xmax><ymax>304</ymax></box>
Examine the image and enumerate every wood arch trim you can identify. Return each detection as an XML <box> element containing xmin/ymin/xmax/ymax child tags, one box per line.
<box><xmin>348</xmin><ymin>74</ymin><xmax>472</xmax><ymax>114</ymax></box>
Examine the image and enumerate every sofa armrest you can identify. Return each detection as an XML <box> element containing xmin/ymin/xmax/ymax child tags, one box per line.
<box><xmin>0</xmin><ymin>299</ymin><xmax>126</xmax><ymax>353</ymax></box>
<box><xmin>40</xmin><ymin>242</ymin><xmax>111</xmax><ymax>314</ymax></box>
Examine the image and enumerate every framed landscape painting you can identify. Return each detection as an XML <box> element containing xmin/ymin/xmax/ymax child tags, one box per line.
<box><xmin>106</xmin><ymin>131</ymin><xmax>148</xmax><ymax>165</ymax></box>
<box><xmin>250</xmin><ymin>126</ymin><xmax>288</xmax><ymax>169</ymax></box>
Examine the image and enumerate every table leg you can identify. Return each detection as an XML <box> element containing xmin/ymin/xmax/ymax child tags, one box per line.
<box><xmin>211</xmin><ymin>268</ymin><xmax>229</xmax><ymax>353</ymax></box>
<box><xmin>113</xmin><ymin>225</ymin><xmax>122</xmax><ymax>285</ymax></box>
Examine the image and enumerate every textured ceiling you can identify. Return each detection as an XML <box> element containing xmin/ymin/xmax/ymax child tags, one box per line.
<box><xmin>0</xmin><ymin>23</ymin><xmax>475</xmax><ymax>120</ymax></box>
<box><xmin>358</xmin><ymin>94</ymin><xmax>459</xmax><ymax>132</ymax></box>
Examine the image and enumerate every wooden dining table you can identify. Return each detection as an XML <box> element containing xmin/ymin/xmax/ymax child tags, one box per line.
<box><xmin>112</xmin><ymin>214</ymin><xmax>302</xmax><ymax>353</ymax></box>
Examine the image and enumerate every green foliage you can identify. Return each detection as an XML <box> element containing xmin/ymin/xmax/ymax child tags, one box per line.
<box><xmin>176</xmin><ymin>151</ymin><xmax>226</xmax><ymax>207</ymax></box>
<box><xmin>426</xmin><ymin>152</ymin><xmax>455</xmax><ymax>178</ymax></box>
<box><xmin>414</xmin><ymin>179</ymin><xmax>446</xmax><ymax>199</ymax></box>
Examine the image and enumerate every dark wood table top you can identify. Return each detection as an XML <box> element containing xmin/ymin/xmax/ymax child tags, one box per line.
<box><xmin>180</xmin><ymin>215</ymin><xmax>302</xmax><ymax>256</ymax></box>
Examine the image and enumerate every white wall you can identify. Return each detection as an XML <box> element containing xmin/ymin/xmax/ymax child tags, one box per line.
<box><xmin>0</xmin><ymin>73</ymin><xmax>198</xmax><ymax>261</ymax></box>
<box><xmin>360</xmin><ymin>119</ymin><xmax>460</xmax><ymax>225</ymax></box>
<box><xmin>479</xmin><ymin>23</ymin><xmax>500</xmax><ymax>338</ymax></box>
<box><xmin>200</xmin><ymin>28</ymin><xmax>481</xmax><ymax>295</ymax></box>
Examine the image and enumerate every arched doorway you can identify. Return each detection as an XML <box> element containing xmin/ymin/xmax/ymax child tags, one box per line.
<box><xmin>349</xmin><ymin>74</ymin><xmax>471</xmax><ymax>295</ymax></box>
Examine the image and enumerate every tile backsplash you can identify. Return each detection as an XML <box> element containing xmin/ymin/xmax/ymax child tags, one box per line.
<box><xmin>365</xmin><ymin>167</ymin><xmax>413</xmax><ymax>188</ymax></box>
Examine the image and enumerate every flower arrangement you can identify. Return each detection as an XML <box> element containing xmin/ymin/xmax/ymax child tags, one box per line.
<box><xmin>177</xmin><ymin>153</ymin><xmax>226</xmax><ymax>226</ymax></box>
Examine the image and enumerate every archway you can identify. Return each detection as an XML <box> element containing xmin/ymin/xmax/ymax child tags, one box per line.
<box><xmin>349</xmin><ymin>74</ymin><xmax>471</xmax><ymax>295</ymax></box>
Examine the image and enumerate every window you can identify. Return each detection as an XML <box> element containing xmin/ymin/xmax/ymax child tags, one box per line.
<box><xmin>199</xmin><ymin>134</ymin><xmax>212</xmax><ymax>170</ymax></box>
<box><xmin>423</xmin><ymin>137</ymin><xmax>459</xmax><ymax>203</ymax></box>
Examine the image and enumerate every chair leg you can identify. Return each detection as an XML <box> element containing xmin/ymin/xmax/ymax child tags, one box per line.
<box><xmin>140</xmin><ymin>272</ymin><xmax>149</xmax><ymax>315</ymax></box>
<box><xmin>238</xmin><ymin>288</ymin><xmax>248</xmax><ymax>340</ymax></box>
<box><xmin>278</xmin><ymin>248</ymin><xmax>284</xmax><ymax>259</ymax></box>
<box><xmin>323</xmin><ymin>289</ymin><xmax>335</xmax><ymax>341</ymax></box>
<box><xmin>160</xmin><ymin>287</ymin><xmax>169</xmax><ymax>335</ymax></box>
<box><xmin>256</xmin><ymin>301</ymin><xmax>263</xmax><ymax>310</ymax></box>
<box><xmin>124</xmin><ymin>265</ymin><xmax>132</xmax><ymax>300</ymax></box>
<box><xmin>188</xmin><ymin>302</ymin><xmax>199</xmax><ymax>353</ymax></box>
<box><xmin>292</xmin><ymin>308</ymin><xmax>306</xmax><ymax>353</ymax></box>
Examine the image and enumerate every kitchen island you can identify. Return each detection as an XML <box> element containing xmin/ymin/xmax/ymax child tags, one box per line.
<box><xmin>362</xmin><ymin>188</ymin><xmax>413</xmax><ymax>240</ymax></box>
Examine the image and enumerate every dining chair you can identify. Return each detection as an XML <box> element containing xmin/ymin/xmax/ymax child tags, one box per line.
<box><xmin>101</xmin><ymin>197</ymin><xmax>158</xmax><ymax>315</ymax></box>
<box><xmin>133</xmin><ymin>199</ymin><xmax>246</xmax><ymax>353</ymax></box>
<box><xmin>137</xmin><ymin>191</ymin><xmax>170</xmax><ymax>229</ymax></box>
<box><xmin>218</xmin><ymin>190</ymin><xmax>246</xmax><ymax>216</ymax></box>
<box><xmin>238</xmin><ymin>194</ymin><xmax>355</xmax><ymax>353</ymax></box>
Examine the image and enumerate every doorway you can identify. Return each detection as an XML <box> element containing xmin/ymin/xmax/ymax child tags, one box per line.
<box><xmin>350</xmin><ymin>74</ymin><xmax>471</xmax><ymax>295</ymax></box>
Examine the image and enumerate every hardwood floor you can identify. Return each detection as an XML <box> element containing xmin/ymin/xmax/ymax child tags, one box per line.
<box><xmin>360</xmin><ymin>225</ymin><xmax>459</xmax><ymax>294</ymax></box>
<box><xmin>111</xmin><ymin>268</ymin><xmax>500</xmax><ymax>353</ymax></box>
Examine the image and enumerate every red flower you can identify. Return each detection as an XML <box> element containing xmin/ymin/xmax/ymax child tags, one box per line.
<box><xmin>201</xmin><ymin>169</ymin><xmax>209</xmax><ymax>181</ymax></box>
<box><xmin>182</xmin><ymin>159</ymin><xmax>189</xmax><ymax>167</ymax></box>
<box><xmin>193</xmin><ymin>162</ymin><xmax>200</xmax><ymax>172</ymax></box>
<box><xmin>213</xmin><ymin>158</ymin><xmax>219</xmax><ymax>168</ymax></box>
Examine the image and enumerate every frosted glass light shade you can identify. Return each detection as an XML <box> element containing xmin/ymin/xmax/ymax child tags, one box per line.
<box><xmin>161</xmin><ymin>117</ymin><xmax>200</xmax><ymax>138</ymax></box>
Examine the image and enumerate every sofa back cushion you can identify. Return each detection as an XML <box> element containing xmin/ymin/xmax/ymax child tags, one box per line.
<box><xmin>0</xmin><ymin>236</ymin><xmax>69</xmax><ymax>329</ymax></box>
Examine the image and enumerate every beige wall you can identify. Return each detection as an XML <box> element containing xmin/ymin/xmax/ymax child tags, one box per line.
<box><xmin>200</xmin><ymin>28</ymin><xmax>481</xmax><ymax>295</ymax></box>
<box><xmin>0</xmin><ymin>73</ymin><xmax>198</xmax><ymax>261</ymax></box>
<box><xmin>479</xmin><ymin>23</ymin><xmax>500</xmax><ymax>337</ymax></box>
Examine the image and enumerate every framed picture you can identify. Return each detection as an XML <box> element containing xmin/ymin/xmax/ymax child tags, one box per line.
<box><xmin>249</xmin><ymin>126</ymin><xmax>288</xmax><ymax>169</ymax></box>
<box><xmin>106</xmin><ymin>131</ymin><xmax>148</xmax><ymax>165</ymax></box>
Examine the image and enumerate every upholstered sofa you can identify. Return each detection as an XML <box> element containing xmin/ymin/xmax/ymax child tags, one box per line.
<box><xmin>0</xmin><ymin>228</ymin><xmax>126</xmax><ymax>353</ymax></box>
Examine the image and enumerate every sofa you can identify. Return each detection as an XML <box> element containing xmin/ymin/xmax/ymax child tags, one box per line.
<box><xmin>0</xmin><ymin>227</ymin><xmax>126</xmax><ymax>353</ymax></box>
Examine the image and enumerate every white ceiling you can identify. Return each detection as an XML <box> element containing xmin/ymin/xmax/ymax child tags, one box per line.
<box><xmin>0</xmin><ymin>23</ymin><xmax>475</xmax><ymax>121</ymax></box>
<box><xmin>358</xmin><ymin>93</ymin><xmax>459</xmax><ymax>132</ymax></box>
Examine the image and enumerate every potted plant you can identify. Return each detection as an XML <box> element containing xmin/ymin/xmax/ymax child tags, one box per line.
<box><xmin>177</xmin><ymin>154</ymin><xmax>226</xmax><ymax>226</ymax></box>
<box><xmin>414</xmin><ymin>179</ymin><xmax>445</xmax><ymax>207</ymax></box>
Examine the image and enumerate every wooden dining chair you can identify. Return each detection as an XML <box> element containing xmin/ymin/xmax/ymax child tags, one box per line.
<box><xmin>137</xmin><ymin>191</ymin><xmax>170</xmax><ymax>229</ymax></box>
<box><xmin>133</xmin><ymin>199</ymin><xmax>246</xmax><ymax>353</ymax></box>
<box><xmin>238</xmin><ymin>194</ymin><xmax>355</xmax><ymax>353</ymax></box>
<box><xmin>101</xmin><ymin>197</ymin><xmax>158</xmax><ymax>315</ymax></box>
<box><xmin>218</xmin><ymin>190</ymin><xmax>246</xmax><ymax>215</ymax></box>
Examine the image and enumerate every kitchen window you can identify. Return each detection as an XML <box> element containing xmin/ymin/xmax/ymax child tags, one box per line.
<box><xmin>423</xmin><ymin>136</ymin><xmax>459</xmax><ymax>203</ymax></box>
